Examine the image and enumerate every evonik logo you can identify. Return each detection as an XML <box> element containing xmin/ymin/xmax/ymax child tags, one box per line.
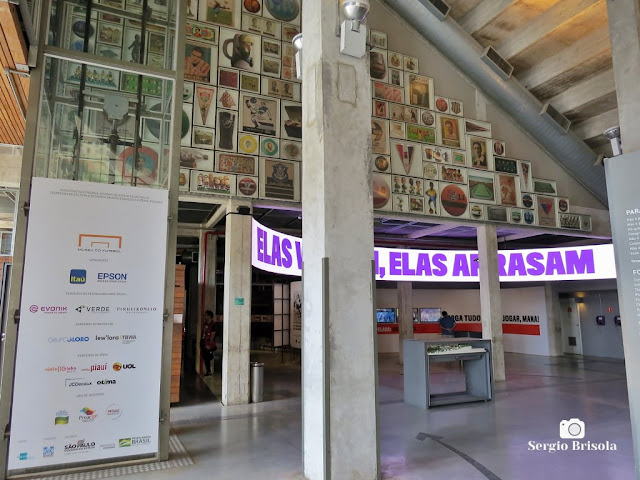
<box><xmin>30</xmin><ymin>305</ymin><xmax>67</xmax><ymax>314</ymax></box>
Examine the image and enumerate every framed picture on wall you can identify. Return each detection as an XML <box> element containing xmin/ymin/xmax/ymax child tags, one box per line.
<box><xmin>425</xmin><ymin>180</ymin><xmax>440</xmax><ymax>216</ymax></box>
<box><xmin>436</xmin><ymin>114</ymin><xmax>463</xmax><ymax>149</ymax></box>
<box><xmin>468</xmin><ymin>170</ymin><xmax>496</xmax><ymax>204</ymax></box>
<box><xmin>390</xmin><ymin>141</ymin><xmax>422</xmax><ymax>177</ymax></box>
<box><xmin>519</xmin><ymin>160</ymin><xmax>533</xmax><ymax>192</ymax></box>
<box><xmin>464</xmin><ymin>118</ymin><xmax>492</xmax><ymax>138</ymax></box>
<box><xmin>372</xmin><ymin>118</ymin><xmax>390</xmax><ymax>155</ymax></box>
<box><xmin>536</xmin><ymin>195</ymin><xmax>558</xmax><ymax>227</ymax></box>
<box><xmin>370</xmin><ymin>48</ymin><xmax>389</xmax><ymax>83</ymax></box>
<box><xmin>259</xmin><ymin>157</ymin><xmax>301</xmax><ymax>201</ymax></box>
<box><xmin>239</xmin><ymin>93</ymin><xmax>280</xmax><ymax>137</ymax></box>
<box><xmin>533</xmin><ymin>178</ymin><xmax>558</xmax><ymax>196</ymax></box>
<box><xmin>497</xmin><ymin>173</ymin><xmax>520</xmax><ymax>207</ymax></box>
<box><xmin>373</xmin><ymin>173</ymin><xmax>393</xmax><ymax>211</ymax></box>
<box><xmin>440</xmin><ymin>182</ymin><xmax>470</xmax><ymax>219</ymax></box>
<box><xmin>405</xmin><ymin>73</ymin><xmax>433</xmax><ymax>110</ymax></box>
<box><xmin>467</xmin><ymin>135</ymin><xmax>493</xmax><ymax>170</ymax></box>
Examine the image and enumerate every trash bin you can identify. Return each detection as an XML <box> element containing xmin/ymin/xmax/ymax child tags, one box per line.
<box><xmin>250</xmin><ymin>362</ymin><xmax>264</xmax><ymax>403</ymax></box>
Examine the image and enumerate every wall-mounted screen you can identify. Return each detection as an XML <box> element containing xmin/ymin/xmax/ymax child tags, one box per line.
<box><xmin>377</xmin><ymin>308</ymin><xmax>396</xmax><ymax>323</ymax></box>
<box><xmin>596</xmin><ymin>315</ymin><xmax>606</xmax><ymax>326</ymax></box>
<box><xmin>419</xmin><ymin>308</ymin><xmax>441</xmax><ymax>323</ymax></box>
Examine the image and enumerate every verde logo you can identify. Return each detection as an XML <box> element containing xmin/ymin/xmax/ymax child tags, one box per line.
<box><xmin>70</xmin><ymin>269</ymin><xmax>87</xmax><ymax>284</ymax></box>
<box><xmin>119</xmin><ymin>438</ymin><xmax>131</xmax><ymax>447</ymax></box>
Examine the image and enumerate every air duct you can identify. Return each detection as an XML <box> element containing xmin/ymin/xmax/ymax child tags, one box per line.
<box><xmin>383</xmin><ymin>0</ymin><xmax>608</xmax><ymax>206</ymax></box>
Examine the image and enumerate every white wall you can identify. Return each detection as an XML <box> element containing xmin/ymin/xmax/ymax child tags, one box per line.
<box><xmin>577</xmin><ymin>290</ymin><xmax>624</xmax><ymax>359</ymax></box>
<box><xmin>376</xmin><ymin>286</ymin><xmax>550</xmax><ymax>356</ymax></box>
<box><xmin>368</xmin><ymin>0</ymin><xmax>606</xmax><ymax>211</ymax></box>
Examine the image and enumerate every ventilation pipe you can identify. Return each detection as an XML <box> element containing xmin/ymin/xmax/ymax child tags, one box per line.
<box><xmin>384</xmin><ymin>0</ymin><xmax>608</xmax><ymax>206</ymax></box>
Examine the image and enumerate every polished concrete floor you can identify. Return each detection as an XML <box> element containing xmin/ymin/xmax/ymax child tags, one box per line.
<box><xmin>125</xmin><ymin>352</ymin><xmax>632</xmax><ymax>479</ymax></box>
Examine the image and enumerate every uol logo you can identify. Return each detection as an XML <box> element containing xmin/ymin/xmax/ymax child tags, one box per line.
<box><xmin>69</xmin><ymin>269</ymin><xmax>86</xmax><ymax>284</ymax></box>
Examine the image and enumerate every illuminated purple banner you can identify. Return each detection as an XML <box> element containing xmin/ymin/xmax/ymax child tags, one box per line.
<box><xmin>252</xmin><ymin>220</ymin><xmax>617</xmax><ymax>282</ymax></box>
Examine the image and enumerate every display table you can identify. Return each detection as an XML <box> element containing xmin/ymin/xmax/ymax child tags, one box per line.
<box><xmin>403</xmin><ymin>338</ymin><xmax>493</xmax><ymax>408</ymax></box>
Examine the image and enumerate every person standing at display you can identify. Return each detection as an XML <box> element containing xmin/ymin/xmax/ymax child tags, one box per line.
<box><xmin>438</xmin><ymin>311</ymin><xmax>456</xmax><ymax>336</ymax></box>
<box><xmin>200</xmin><ymin>310</ymin><xmax>217</xmax><ymax>376</ymax></box>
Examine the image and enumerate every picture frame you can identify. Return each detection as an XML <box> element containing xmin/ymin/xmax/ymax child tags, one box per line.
<box><xmin>242</xmin><ymin>14</ymin><xmax>283</xmax><ymax>40</ymax></box>
<box><xmin>67</xmin><ymin>62</ymin><xmax>119</xmax><ymax>90</ymax></box>
<box><xmin>179</xmin><ymin>168</ymin><xmax>190</xmax><ymax>192</ymax></box>
<box><xmin>242</xmin><ymin>0</ymin><xmax>263</xmax><ymax>16</ymax></box>
<box><xmin>369</xmin><ymin>30</ymin><xmax>388</xmax><ymax>50</ymax></box>
<box><xmin>406</xmin><ymin>124</ymin><xmax>436</xmax><ymax>144</ymax></box>
<box><xmin>388</xmin><ymin>51</ymin><xmax>403</xmax><ymax>70</ymax></box>
<box><xmin>469</xmin><ymin>203</ymin><xmax>485</xmax><ymax>221</ymax></box>
<box><xmin>372</xmin><ymin>81</ymin><xmax>404</xmax><ymax>103</ymax></box>
<box><xmin>404</xmin><ymin>55</ymin><xmax>419</xmax><ymax>73</ymax></box>
<box><xmin>193</xmin><ymin>84</ymin><xmax>217</xmax><ymax>127</ymax></box>
<box><xmin>373</xmin><ymin>154</ymin><xmax>391</xmax><ymax>173</ymax></box>
<box><xmin>404</xmin><ymin>107</ymin><xmax>420</xmax><ymax>124</ymax></box>
<box><xmin>449</xmin><ymin>99</ymin><xmax>464</xmax><ymax>117</ymax></box>
<box><xmin>281</xmin><ymin>23</ymin><xmax>300</xmax><ymax>42</ymax></box>
<box><xmin>371</xmin><ymin>118</ymin><xmax>390</xmax><ymax>155</ymax></box>
<box><xmin>280</xmin><ymin>140</ymin><xmax>302</xmax><ymax>161</ymax></box>
<box><xmin>260</xmin><ymin>137</ymin><xmax>280</xmax><ymax>157</ymax></box>
<box><xmin>97</xmin><ymin>21</ymin><xmax>123</xmax><ymax>46</ymax></box>
<box><xmin>185</xmin><ymin>21</ymin><xmax>219</xmax><ymax>45</ymax></box>
<box><xmin>580</xmin><ymin>215</ymin><xmax>592</xmax><ymax>232</ymax></box>
<box><xmin>190</xmin><ymin>170</ymin><xmax>238</xmax><ymax>195</ymax></box>
<box><xmin>536</xmin><ymin>195</ymin><xmax>558</xmax><ymax>227</ymax></box>
<box><xmin>423</xmin><ymin>161</ymin><xmax>438</xmax><ymax>180</ymax></box>
<box><xmin>452</xmin><ymin>150</ymin><xmax>467</xmax><ymax>166</ymax></box>
<box><xmin>261</xmin><ymin>56</ymin><xmax>282</xmax><ymax>78</ymax></box>
<box><xmin>180</xmin><ymin>147</ymin><xmax>215</xmax><ymax>171</ymax></box>
<box><xmin>389</xmin><ymin>68</ymin><xmax>403</xmax><ymax>87</ymax></box>
<box><xmin>192</xmin><ymin>126</ymin><xmax>216</xmax><ymax>149</ymax></box>
<box><xmin>510</xmin><ymin>208</ymin><xmax>524</xmax><ymax>225</ymax></box>
<box><xmin>218</xmin><ymin>28</ymin><xmax>262</xmax><ymax>74</ymax></box>
<box><xmin>464</xmin><ymin>118</ymin><xmax>492</xmax><ymax>138</ymax></box>
<box><xmin>519</xmin><ymin>160</ymin><xmax>534</xmax><ymax>192</ymax></box>
<box><xmin>423</xmin><ymin>146</ymin><xmax>451</xmax><ymax>164</ymax></box>
<box><xmin>439</xmin><ymin>165</ymin><xmax>467</xmax><ymax>185</ymax></box>
<box><xmin>468</xmin><ymin>170</ymin><xmax>496</xmax><ymax>204</ymax></box>
<box><xmin>218</xmin><ymin>67</ymin><xmax>240</xmax><ymax>88</ymax></box>
<box><xmin>420</xmin><ymin>109</ymin><xmax>436</xmax><ymax>127</ymax></box>
<box><xmin>467</xmin><ymin>135</ymin><xmax>493</xmax><ymax>170</ymax></box>
<box><xmin>281</xmin><ymin>100</ymin><xmax>302</xmax><ymax>140</ymax></box>
<box><xmin>487</xmin><ymin>206</ymin><xmax>509</xmax><ymax>223</ymax></box>
<box><xmin>391</xmin><ymin>175</ymin><xmax>423</xmax><ymax>196</ymax></box>
<box><xmin>239</xmin><ymin>93</ymin><xmax>280</xmax><ymax>136</ymax></box>
<box><xmin>425</xmin><ymin>180</ymin><xmax>440</xmax><ymax>216</ymax></box>
<box><xmin>237</xmin><ymin>175</ymin><xmax>259</xmax><ymax>198</ymax></box>
<box><xmin>436</xmin><ymin>114</ymin><xmax>463</xmax><ymax>149</ymax></box>
<box><xmin>181</xmin><ymin>102</ymin><xmax>193</xmax><ymax>147</ymax></box>
<box><xmin>405</xmin><ymin>73</ymin><xmax>433</xmax><ymax>110</ymax></box>
<box><xmin>241</xmin><ymin>71</ymin><xmax>262</xmax><ymax>93</ymax></box>
<box><xmin>440</xmin><ymin>182</ymin><xmax>470</xmax><ymax>219</ymax></box>
<box><xmin>373</xmin><ymin>173</ymin><xmax>393</xmax><ymax>211</ymax></box>
<box><xmin>557</xmin><ymin>197</ymin><xmax>570</xmax><ymax>214</ymax></box>
<box><xmin>389</xmin><ymin>103</ymin><xmax>405</xmax><ymax>122</ymax></box>
<box><xmin>533</xmin><ymin>178</ymin><xmax>558</xmax><ymax>196</ymax></box>
<box><xmin>390</xmin><ymin>141</ymin><xmax>422</xmax><ymax>177</ymax></box>
<box><xmin>372</xmin><ymin>100</ymin><xmax>388</xmax><ymax>119</ymax></box>
<box><xmin>494</xmin><ymin>156</ymin><xmax>519</xmax><ymax>175</ymax></box>
<box><xmin>261</xmin><ymin>77</ymin><xmax>300</xmax><ymax>101</ymax></box>
<box><xmin>370</xmin><ymin>48</ymin><xmax>388</xmax><ymax>83</ymax></box>
<box><xmin>215</xmin><ymin>151</ymin><xmax>258</xmax><ymax>175</ymax></box>
<box><xmin>263</xmin><ymin>0</ymin><xmax>301</xmax><ymax>26</ymax></box>
<box><xmin>497</xmin><ymin>173</ymin><xmax>520</xmax><ymax>207</ymax></box>
<box><xmin>199</xmin><ymin>0</ymin><xmax>241</xmax><ymax>29</ymax></box>
<box><xmin>389</xmin><ymin>121</ymin><xmax>406</xmax><ymax>139</ymax></box>
<box><xmin>434</xmin><ymin>96</ymin><xmax>449</xmax><ymax>114</ymax></box>
<box><xmin>215</xmin><ymin>109</ymin><xmax>238</xmax><ymax>152</ymax></box>
<box><xmin>493</xmin><ymin>139</ymin><xmax>506</xmax><ymax>156</ymax></box>
<box><xmin>393</xmin><ymin>193</ymin><xmax>409</xmax><ymax>213</ymax></box>
<box><xmin>186</xmin><ymin>0</ymin><xmax>198</xmax><ymax>19</ymax></box>
<box><xmin>238</xmin><ymin>133</ymin><xmax>260</xmax><ymax>155</ymax></box>
<box><xmin>259</xmin><ymin>157</ymin><xmax>301</xmax><ymax>202</ymax></box>
<box><xmin>217</xmin><ymin>87</ymin><xmax>239</xmax><ymax>110</ymax></box>
<box><xmin>409</xmin><ymin>195</ymin><xmax>425</xmax><ymax>214</ymax></box>
<box><xmin>521</xmin><ymin>192</ymin><xmax>535</xmax><ymax>210</ymax></box>
<box><xmin>559</xmin><ymin>213</ymin><xmax>582</xmax><ymax>230</ymax></box>
<box><xmin>523</xmin><ymin>209</ymin><xmax>536</xmax><ymax>226</ymax></box>
<box><xmin>184</xmin><ymin>40</ymin><xmax>216</xmax><ymax>83</ymax></box>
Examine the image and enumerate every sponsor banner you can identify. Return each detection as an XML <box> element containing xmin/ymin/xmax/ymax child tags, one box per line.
<box><xmin>252</xmin><ymin>219</ymin><xmax>617</xmax><ymax>282</ymax></box>
<box><xmin>9</xmin><ymin>179</ymin><xmax>168</xmax><ymax>471</ymax></box>
<box><xmin>377</xmin><ymin>320</ymin><xmax>540</xmax><ymax>336</ymax></box>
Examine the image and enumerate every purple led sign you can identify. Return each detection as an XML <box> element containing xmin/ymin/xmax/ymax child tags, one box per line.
<box><xmin>251</xmin><ymin>220</ymin><xmax>616</xmax><ymax>282</ymax></box>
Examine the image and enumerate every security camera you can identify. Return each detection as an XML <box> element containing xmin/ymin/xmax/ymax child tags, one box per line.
<box><xmin>341</xmin><ymin>0</ymin><xmax>371</xmax><ymax>26</ymax></box>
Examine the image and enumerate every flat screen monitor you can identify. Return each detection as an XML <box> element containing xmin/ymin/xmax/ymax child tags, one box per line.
<box><xmin>419</xmin><ymin>308</ymin><xmax>441</xmax><ymax>323</ymax></box>
<box><xmin>376</xmin><ymin>308</ymin><xmax>396</xmax><ymax>323</ymax></box>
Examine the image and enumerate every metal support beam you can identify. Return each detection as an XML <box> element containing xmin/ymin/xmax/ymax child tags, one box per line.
<box><xmin>204</xmin><ymin>204</ymin><xmax>227</xmax><ymax>228</ymax></box>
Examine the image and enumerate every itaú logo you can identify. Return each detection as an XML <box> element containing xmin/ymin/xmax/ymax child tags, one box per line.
<box><xmin>112</xmin><ymin>363</ymin><xmax>135</xmax><ymax>371</ymax></box>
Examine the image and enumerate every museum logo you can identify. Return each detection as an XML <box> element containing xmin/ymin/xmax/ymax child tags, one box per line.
<box><xmin>527</xmin><ymin>419</ymin><xmax>617</xmax><ymax>453</ymax></box>
<box><xmin>77</xmin><ymin>234</ymin><xmax>122</xmax><ymax>253</ymax></box>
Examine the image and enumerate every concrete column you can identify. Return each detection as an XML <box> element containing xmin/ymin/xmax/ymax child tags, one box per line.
<box><xmin>607</xmin><ymin>0</ymin><xmax>640</xmax><ymax>152</ymax></box>
<box><xmin>544</xmin><ymin>283</ymin><xmax>563</xmax><ymax>357</ymax></box>
<box><xmin>301</xmin><ymin>1</ymin><xmax>379</xmax><ymax>478</ymax></box>
<box><xmin>221</xmin><ymin>199</ymin><xmax>252</xmax><ymax>406</ymax></box>
<box><xmin>398</xmin><ymin>282</ymin><xmax>413</xmax><ymax>365</ymax></box>
<box><xmin>476</xmin><ymin>224</ymin><xmax>505</xmax><ymax>382</ymax></box>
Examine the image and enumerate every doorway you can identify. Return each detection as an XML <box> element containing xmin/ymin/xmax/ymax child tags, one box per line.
<box><xmin>559</xmin><ymin>298</ymin><xmax>583</xmax><ymax>355</ymax></box>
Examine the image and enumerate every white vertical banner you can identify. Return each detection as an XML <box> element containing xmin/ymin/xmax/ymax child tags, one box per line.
<box><xmin>290</xmin><ymin>281</ymin><xmax>302</xmax><ymax>348</ymax></box>
<box><xmin>8</xmin><ymin>178</ymin><xmax>168</xmax><ymax>471</ymax></box>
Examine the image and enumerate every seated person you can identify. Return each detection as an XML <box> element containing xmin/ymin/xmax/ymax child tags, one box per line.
<box><xmin>438</xmin><ymin>311</ymin><xmax>456</xmax><ymax>336</ymax></box>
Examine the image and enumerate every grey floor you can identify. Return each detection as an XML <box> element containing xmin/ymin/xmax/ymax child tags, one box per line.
<box><xmin>124</xmin><ymin>352</ymin><xmax>633</xmax><ymax>479</ymax></box>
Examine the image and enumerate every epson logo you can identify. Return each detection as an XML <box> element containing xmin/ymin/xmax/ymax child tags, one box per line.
<box><xmin>97</xmin><ymin>379</ymin><xmax>116</xmax><ymax>385</ymax></box>
<box><xmin>49</xmin><ymin>337</ymin><xmax>90</xmax><ymax>343</ymax></box>
<box><xmin>97</xmin><ymin>273</ymin><xmax>127</xmax><ymax>281</ymax></box>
